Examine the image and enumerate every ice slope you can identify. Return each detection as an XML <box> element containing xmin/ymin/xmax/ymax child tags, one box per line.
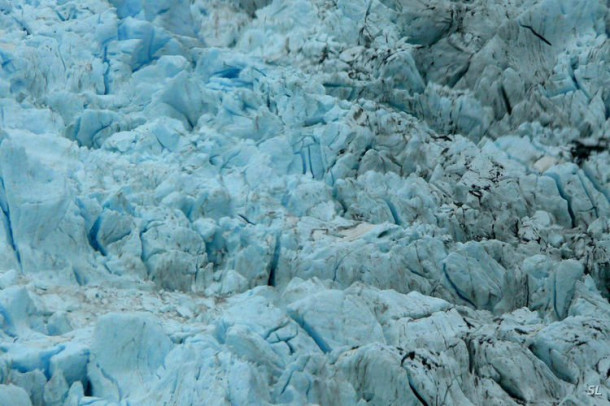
<box><xmin>0</xmin><ymin>0</ymin><xmax>609</xmax><ymax>405</ymax></box>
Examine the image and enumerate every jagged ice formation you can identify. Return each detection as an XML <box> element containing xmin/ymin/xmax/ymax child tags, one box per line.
<box><xmin>0</xmin><ymin>0</ymin><xmax>609</xmax><ymax>405</ymax></box>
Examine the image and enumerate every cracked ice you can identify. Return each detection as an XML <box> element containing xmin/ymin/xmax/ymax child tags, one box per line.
<box><xmin>0</xmin><ymin>0</ymin><xmax>609</xmax><ymax>405</ymax></box>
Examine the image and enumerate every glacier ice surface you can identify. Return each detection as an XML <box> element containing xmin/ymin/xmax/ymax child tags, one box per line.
<box><xmin>0</xmin><ymin>0</ymin><xmax>609</xmax><ymax>405</ymax></box>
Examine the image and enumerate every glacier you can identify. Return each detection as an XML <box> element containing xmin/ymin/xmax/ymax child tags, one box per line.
<box><xmin>0</xmin><ymin>0</ymin><xmax>609</xmax><ymax>405</ymax></box>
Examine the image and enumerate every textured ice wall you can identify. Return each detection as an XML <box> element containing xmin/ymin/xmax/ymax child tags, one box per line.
<box><xmin>0</xmin><ymin>0</ymin><xmax>609</xmax><ymax>405</ymax></box>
